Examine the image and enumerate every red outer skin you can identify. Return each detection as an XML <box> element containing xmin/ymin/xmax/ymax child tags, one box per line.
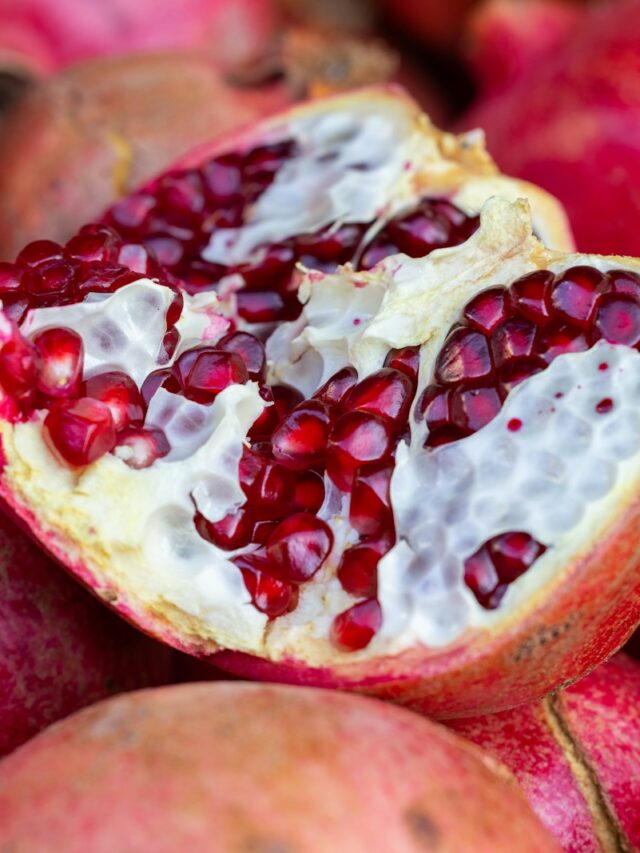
<box><xmin>0</xmin><ymin>52</ymin><xmax>290</xmax><ymax>259</ymax></box>
<box><xmin>0</xmin><ymin>682</ymin><xmax>559</xmax><ymax>851</ymax></box>
<box><xmin>0</xmin><ymin>510</ymin><xmax>173</xmax><ymax>757</ymax></box>
<box><xmin>460</xmin><ymin>0</ymin><xmax>640</xmax><ymax>257</ymax></box>
<box><xmin>448</xmin><ymin>654</ymin><xmax>640</xmax><ymax>851</ymax></box>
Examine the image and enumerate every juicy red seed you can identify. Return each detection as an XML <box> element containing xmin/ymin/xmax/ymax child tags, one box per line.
<box><xmin>296</xmin><ymin>223</ymin><xmax>364</xmax><ymax>263</ymax></box>
<box><xmin>536</xmin><ymin>322</ymin><xmax>589</xmax><ymax>363</ymax></box>
<box><xmin>596</xmin><ymin>397</ymin><xmax>614</xmax><ymax>414</ymax></box>
<box><xmin>314</xmin><ymin>366</ymin><xmax>358</xmax><ymax>408</ymax></box>
<box><xmin>156</xmin><ymin>171</ymin><xmax>205</xmax><ymax>216</ymax></box>
<box><xmin>509</xmin><ymin>270</ymin><xmax>553</xmax><ymax>324</ymax></box>
<box><xmin>32</xmin><ymin>327</ymin><xmax>83</xmax><ymax>399</ymax></box>
<box><xmin>463</xmin><ymin>287</ymin><xmax>509</xmax><ymax>334</ymax></box>
<box><xmin>434</xmin><ymin>327</ymin><xmax>493</xmax><ymax>384</ymax></box>
<box><xmin>331</xmin><ymin>599</ymin><xmax>382</xmax><ymax>652</ymax></box>
<box><xmin>179</xmin><ymin>350</ymin><xmax>248</xmax><ymax>403</ymax></box>
<box><xmin>0</xmin><ymin>263</ymin><xmax>23</xmax><ymax>294</ymax></box>
<box><xmin>16</xmin><ymin>240</ymin><xmax>65</xmax><ymax>268</ymax></box>
<box><xmin>498</xmin><ymin>357</ymin><xmax>546</xmax><ymax>394</ymax></box>
<box><xmin>450</xmin><ymin>385</ymin><xmax>502</xmax><ymax>432</ymax></box>
<box><xmin>490</xmin><ymin>317</ymin><xmax>537</xmax><ymax>366</ymax></box>
<box><xmin>593</xmin><ymin>294</ymin><xmax>640</xmax><ymax>346</ymax></box>
<box><xmin>43</xmin><ymin>398</ymin><xmax>116</xmax><ymax>467</ymax></box>
<box><xmin>24</xmin><ymin>259</ymin><xmax>76</xmax><ymax>298</ymax></box>
<box><xmin>65</xmin><ymin>232</ymin><xmax>117</xmax><ymax>264</ymax></box>
<box><xmin>349</xmin><ymin>463</ymin><xmax>393</xmax><ymax>537</ymax></box>
<box><xmin>271</xmin><ymin>401</ymin><xmax>330</xmax><ymax>469</ymax></box>
<box><xmin>266</xmin><ymin>513</ymin><xmax>333</xmax><ymax>584</ymax></box>
<box><xmin>383</xmin><ymin>346</ymin><xmax>420</xmax><ymax>381</ymax></box>
<box><xmin>550</xmin><ymin>266</ymin><xmax>605</xmax><ymax>328</ymax></box>
<box><xmin>424</xmin><ymin>424</ymin><xmax>471</xmax><ymax>448</ymax></box>
<box><xmin>337</xmin><ymin>545</ymin><xmax>380</xmax><ymax>598</ymax></box>
<box><xmin>238</xmin><ymin>556</ymin><xmax>297</xmax><ymax>619</ymax></box>
<box><xmin>327</xmin><ymin>411</ymin><xmax>393</xmax><ymax>492</ymax></box>
<box><xmin>117</xmin><ymin>243</ymin><xmax>158</xmax><ymax>276</ymax></box>
<box><xmin>416</xmin><ymin>384</ymin><xmax>451</xmax><ymax>429</ymax></box>
<box><xmin>239</xmin><ymin>446</ymin><xmax>267</xmax><ymax>491</ymax></box>
<box><xmin>488</xmin><ymin>532</ymin><xmax>546</xmax><ymax>583</ymax></box>
<box><xmin>217</xmin><ymin>332</ymin><xmax>265</xmax><ymax>379</ymax></box>
<box><xmin>165</xmin><ymin>291</ymin><xmax>184</xmax><ymax>328</ymax></box>
<box><xmin>0</xmin><ymin>334</ymin><xmax>40</xmax><ymax>403</ymax></box>
<box><xmin>386</xmin><ymin>204</ymin><xmax>450</xmax><ymax>255</ymax></box>
<box><xmin>237</xmin><ymin>245</ymin><xmax>295</xmax><ymax>290</ymax></box>
<box><xmin>195</xmin><ymin>508</ymin><xmax>253</xmax><ymax>551</ymax></box>
<box><xmin>115</xmin><ymin>427</ymin><xmax>170</xmax><ymax>469</ymax></box>
<box><xmin>606</xmin><ymin>269</ymin><xmax>640</xmax><ymax>299</ymax></box>
<box><xmin>83</xmin><ymin>371</ymin><xmax>145</xmax><ymax>431</ymax></box>
<box><xmin>236</xmin><ymin>290</ymin><xmax>285</xmax><ymax>323</ymax></box>
<box><xmin>75</xmin><ymin>265</ymin><xmax>139</xmax><ymax>296</ymax></box>
<box><xmin>1</xmin><ymin>296</ymin><xmax>29</xmax><ymax>325</ymax></box>
<box><xmin>202</xmin><ymin>154</ymin><xmax>243</xmax><ymax>204</ymax></box>
<box><xmin>245</xmin><ymin>461</ymin><xmax>294</xmax><ymax>520</ymax></box>
<box><xmin>108</xmin><ymin>194</ymin><xmax>156</xmax><ymax>232</ymax></box>
<box><xmin>463</xmin><ymin>546</ymin><xmax>504</xmax><ymax>609</ymax></box>
<box><xmin>358</xmin><ymin>238</ymin><xmax>399</xmax><ymax>270</ymax></box>
<box><xmin>243</xmin><ymin>140</ymin><xmax>295</xmax><ymax>179</ymax></box>
<box><xmin>141</xmin><ymin>369</ymin><xmax>177</xmax><ymax>405</ymax></box>
<box><xmin>342</xmin><ymin>368</ymin><xmax>415</xmax><ymax>427</ymax></box>
<box><xmin>272</xmin><ymin>384</ymin><xmax>305</xmax><ymax>417</ymax></box>
<box><xmin>291</xmin><ymin>470</ymin><xmax>325</xmax><ymax>514</ymax></box>
<box><xmin>145</xmin><ymin>235</ymin><xmax>184</xmax><ymax>267</ymax></box>
<box><xmin>252</xmin><ymin>519</ymin><xmax>279</xmax><ymax>545</ymax></box>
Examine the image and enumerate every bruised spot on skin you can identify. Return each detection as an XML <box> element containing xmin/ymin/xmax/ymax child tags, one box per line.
<box><xmin>405</xmin><ymin>807</ymin><xmax>441</xmax><ymax>848</ymax></box>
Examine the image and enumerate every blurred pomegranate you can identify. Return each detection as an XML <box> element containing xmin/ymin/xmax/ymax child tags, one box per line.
<box><xmin>379</xmin><ymin>0</ymin><xmax>480</xmax><ymax>49</ymax></box>
<box><xmin>460</xmin><ymin>0</ymin><xmax>640</xmax><ymax>256</ymax></box>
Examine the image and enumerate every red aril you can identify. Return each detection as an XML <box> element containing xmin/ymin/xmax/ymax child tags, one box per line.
<box><xmin>265</xmin><ymin>514</ymin><xmax>333</xmax><ymax>584</ymax></box>
<box><xmin>83</xmin><ymin>371</ymin><xmax>144</xmax><ymax>431</ymax></box>
<box><xmin>44</xmin><ymin>398</ymin><xmax>116</xmax><ymax>466</ymax></box>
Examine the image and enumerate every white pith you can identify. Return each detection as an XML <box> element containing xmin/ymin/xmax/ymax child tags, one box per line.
<box><xmin>0</xmin><ymin>197</ymin><xmax>639</xmax><ymax>665</ymax></box>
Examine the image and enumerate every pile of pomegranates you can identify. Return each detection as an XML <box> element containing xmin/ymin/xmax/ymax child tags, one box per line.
<box><xmin>0</xmin><ymin>81</ymin><xmax>637</xmax><ymax>849</ymax></box>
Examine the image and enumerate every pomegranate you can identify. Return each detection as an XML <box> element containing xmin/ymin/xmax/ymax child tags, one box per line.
<box><xmin>0</xmin><ymin>682</ymin><xmax>559</xmax><ymax>850</ymax></box>
<box><xmin>449</xmin><ymin>654</ymin><xmax>640</xmax><ymax>851</ymax></box>
<box><xmin>0</xmin><ymin>91</ymin><xmax>607</xmax><ymax>720</ymax></box>
<box><xmin>0</xmin><ymin>509</ymin><xmax>172</xmax><ymax>756</ymax></box>
<box><xmin>379</xmin><ymin>0</ymin><xmax>481</xmax><ymax>49</ymax></box>
<box><xmin>460</xmin><ymin>0</ymin><xmax>640</xmax><ymax>257</ymax></box>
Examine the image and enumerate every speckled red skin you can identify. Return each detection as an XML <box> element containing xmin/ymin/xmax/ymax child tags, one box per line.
<box><xmin>0</xmin><ymin>510</ymin><xmax>173</xmax><ymax>757</ymax></box>
<box><xmin>448</xmin><ymin>654</ymin><xmax>640</xmax><ymax>851</ymax></box>
<box><xmin>0</xmin><ymin>682</ymin><xmax>559</xmax><ymax>852</ymax></box>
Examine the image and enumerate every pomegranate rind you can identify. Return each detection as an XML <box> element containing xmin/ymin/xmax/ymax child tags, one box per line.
<box><xmin>0</xmin><ymin>682</ymin><xmax>559</xmax><ymax>851</ymax></box>
<box><xmin>449</xmin><ymin>654</ymin><xmax>640</xmax><ymax>851</ymax></box>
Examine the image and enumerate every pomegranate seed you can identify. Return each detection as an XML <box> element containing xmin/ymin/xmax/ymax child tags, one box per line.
<box><xmin>115</xmin><ymin>427</ymin><xmax>170</xmax><ymax>468</ymax></box>
<box><xmin>266</xmin><ymin>513</ymin><xmax>333</xmax><ymax>583</ymax></box>
<box><xmin>271</xmin><ymin>400</ymin><xmax>330</xmax><ymax>469</ymax></box>
<box><xmin>342</xmin><ymin>368</ymin><xmax>414</xmax><ymax>428</ymax></box>
<box><xmin>536</xmin><ymin>322</ymin><xmax>589</xmax><ymax>362</ymax></box>
<box><xmin>75</xmin><ymin>265</ymin><xmax>139</xmax><ymax>297</ymax></box>
<box><xmin>271</xmin><ymin>384</ymin><xmax>305</xmax><ymax>417</ymax></box>
<box><xmin>145</xmin><ymin>235</ymin><xmax>184</xmax><ymax>268</ymax></box>
<box><xmin>386</xmin><ymin>204</ymin><xmax>450</xmax><ymax>255</ymax></box>
<box><xmin>65</xmin><ymin>231</ymin><xmax>118</xmax><ymax>264</ymax></box>
<box><xmin>593</xmin><ymin>294</ymin><xmax>640</xmax><ymax>346</ymax></box>
<box><xmin>509</xmin><ymin>271</ymin><xmax>553</xmax><ymax>324</ymax></box>
<box><xmin>296</xmin><ymin>224</ymin><xmax>364</xmax><ymax>264</ymax></box>
<box><xmin>243</xmin><ymin>140</ymin><xmax>295</xmax><ymax>180</ymax></box>
<box><xmin>116</xmin><ymin>243</ymin><xmax>159</xmax><ymax>277</ymax></box>
<box><xmin>424</xmin><ymin>424</ymin><xmax>471</xmax><ymax>448</ymax></box>
<box><xmin>327</xmin><ymin>412</ymin><xmax>393</xmax><ymax>491</ymax></box>
<box><xmin>217</xmin><ymin>332</ymin><xmax>265</xmax><ymax>379</ymax></box>
<box><xmin>141</xmin><ymin>369</ymin><xmax>177</xmax><ymax>405</ymax></box>
<box><xmin>450</xmin><ymin>385</ymin><xmax>502</xmax><ymax>432</ymax></box>
<box><xmin>239</xmin><ymin>446</ymin><xmax>267</xmax><ymax>491</ymax></box>
<box><xmin>44</xmin><ymin>398</ymin><xmax>116</xmax><ymax>467</ymax></box>
<box><xmin>1</xmin><ymin>296</ymin><xmax>29</xmax><ymax>325</ymax></box>
<box><xmin>291</xmin><ymin>470</ymin><xmax>325</xmax><ymax>513</ymax></box>
<box><xmin>238</xmin><ymin>244</ymin><xmax>295</xmax><ymax>290</ymax></box>
<box><xmin>252</xmin><ymin>519</ymin><xmax>279</xmax><ymax>545</ymax></box>
<box><xmin>245</xmin><ymin>460</ymin><xmax>294</xmax><ymax>520</ymax></box>
<box><xmin>236</xmin><ymin>290</ymin><xmax>285</xmax><ymax>323</ymax></box>
<box><xmin>238</xmin><ymin>553</ymin><xmax>297</xmax><ymax>618</ymax></box>
<box><xmin>16</xmin><ymin>240</ymin><xmax>65</xmax><ymax>268</ymax></box>
<box><xmin>463</xmin><ymin>287</ymin><xmax>509</xmax><ymax>334</ymax></box>
<box><xmin>498</xmin><ymin>357</ymin><xmax>546</xmax><ymax>393</ymax></box>
<box><xmin>0</xmin><ymin>334</ymin><xmax>40</xmax><ymax>406</ymax></box>
<box><xmin>24</xmin><ymin>259</ymin><xmax>77</xmax><ymax>300</ymax></box>
<box><xmin>463</xmin><ymin>545</ymin><xmax>504</xmax><ymax>609</ymax></box>
<box><xmin>488</xmin><ymin>532</ymin><xmax>546</xmax><ymax>583</ymax></box>
<box><xmin>202</xmin><ymin>154</ymin><xmax>244</xmax><ymax>205</ymax></box>
<box><xmin>490</xmin><ymin>317</ymin><xmax>537</xmax><ymax>366</ymax></box>
<box><xmin>83</xmin><ymin>371</ymin><xmax>145</xmax><ymax>431</ymax></box>
<box><xmin>416</xmin><ymin>385</ymin><xmax>451</xmax><ymax>430</ymax></box>
<box><xmin>195</xmin><ymin>507</ymin><xmax>253</xmax><ymax>551</ymax></box>
<box><xmin>550</xmin><ymin>266</ymin><xmax>605</xmax><ymax>328</ymax></box>
<box><xmin>156</xmin><ymin>171</ymin><xmax>205</xmax><ymax>217</ymax></box>
<box><xmin>606</xmin><ymin>269</ymin><xmax>640</xmax><ymax>299</ymax></box>
<box><xmin>32</xmin><ymin>327</ymin><xmax>83</xmax><ymax>400</ymax></box>
<box><xmin>176</xmin><ymin>349</ymin><xmax>248</xmax><ymax>404</ymax></box>
<box><xmin>358</xmin><ymin>237</ymin><xmax>400</xmax><ymax>270</ymax></box>
<box><xmin>596</xmin><ymin>397</ymin><xmax>614</xmax><ymax>414</ymax></box>
<box><xmin>108</xmin><ymin>194</ymin><xmax>156</xmax><ymax>232</ymax></box>
<box><xmin>0</xmin><ymin>263</ymin><xmax>23</xmax><ymax>294</ymax></box>
<box><xmin>337</xmin><ymin>544</ymin><xmax>380</xmax><ymax>597</ymax></box>
<box><xmin>349</xmin><ymin>463</ymin><xmax>393</xmax><ymax>536</ymax></box>
<box><xmin>314</xmin><ymin>367</ymin><xmax>358</xmax><ymax>409</ymax></box>
<box><xmin>383</xmin><ymin>346</ymin><xmax>420</xmax><ymax>380</ymax></box>
<box><xmin>331</xmin><ymin>599</ymin><xmax>382</xmax><ymax>651</ymax></box>
<box><xmin>434</xmin><ymin>327</ymin><xmax>493</xmax><ymax>384</ymax></box>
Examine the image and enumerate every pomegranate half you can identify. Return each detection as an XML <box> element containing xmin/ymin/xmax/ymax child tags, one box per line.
<box><xmin>0</xmin><ymin>682</ymin><xmax>559</xmax><ymax>851</ymax></box>
<box><xmin>449</xmin><ymin>653</ymin><xmax>640</xmax><ymax>851</ymax></box>
<box><xmin>0</xmin><ymin>89</ymin><xmax>614</xmax><ymax>720</ymax></box>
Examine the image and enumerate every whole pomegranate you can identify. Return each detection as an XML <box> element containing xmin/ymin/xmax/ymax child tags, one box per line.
<box><xmin>449</xmin><ymin>654</ymin><xmax>640</xmax><ymax>851</ymax></box>
<box><xmin>0</xmin><ymin>682</ymin><xmax>559</xmax><ymax>850</ymax></box>
<box><xmin>1</xmin><ymin>88</ymin><xmax>634</xmax><ymax>721</ymax></box>
<box><xmin>460</xmin><ymin>0</ymin><xmax>640</xmax><ymax>257</ymax></box>
<box><xmin>0</xmin><ymin>509</ymin><xmax>172</xmax><ymax>756</ymax></box>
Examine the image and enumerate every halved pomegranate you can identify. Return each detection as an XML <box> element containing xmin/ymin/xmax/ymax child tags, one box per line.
<box><xmin>0</xmin><ymin>92</ymin><xmax>602</xmax><ymax>720</ymax></box>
